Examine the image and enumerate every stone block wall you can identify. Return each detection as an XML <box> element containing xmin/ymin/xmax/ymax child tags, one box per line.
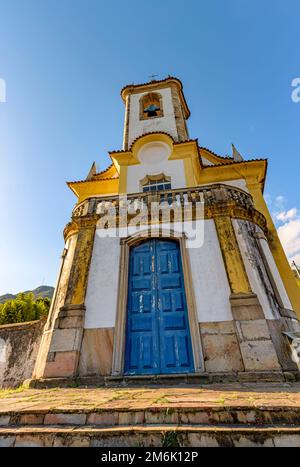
<box><xmin>0</xmin><ymin>319</ymin><xmax>45</xmax><ymax>388</ymax></box>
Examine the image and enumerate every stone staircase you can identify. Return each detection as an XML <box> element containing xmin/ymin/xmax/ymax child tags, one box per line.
<box><xmin>1</xmin><ymin>403</ymin><xmax>300</xmax><ymax>447</ymax></box>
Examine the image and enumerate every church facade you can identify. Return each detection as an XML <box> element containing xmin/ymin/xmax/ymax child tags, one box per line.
<box><xmin>33</xmin><ymin>77</ymin><xmax>300</xmax><ymax>383</ymax></box>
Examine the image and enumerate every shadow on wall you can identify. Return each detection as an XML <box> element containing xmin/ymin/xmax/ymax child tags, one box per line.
<box><xmin>0</xmin><ymin>318</ymin><xmax>46</xmax><ymax>388</ymax></box>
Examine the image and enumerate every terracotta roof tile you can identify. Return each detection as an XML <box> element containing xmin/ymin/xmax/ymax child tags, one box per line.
<box><xmin>199</xmin><ymin>146</ymin><xmax>233</xmax><ymax>161</ymax></box>
<box><xmin>199</xmin><ymin>146</ymin><xmax>268</xmax><ymax>166</ymax></box>
<box><xmin>202</xmin><ymin>158</ymin><xmax>268</xmax><ymax>168</ymax></box>
<box><xmin>67</xmin><ymin>176</ymin><xmax>118</xmax><ymax>185</ymax></box>
<box><xmin>94</xmin><ymin>163</ymin><xmax>114</xmax><ymax>176</ymax></box>
<box><xmin>121</xmin><ymin>76</ymin><xmax>184</xmax><ymax>97</ymax></box>
<box><xmin>109</xmin><ymin>132</ymin><xmax>198</xmax><ymax>154</ymax></box>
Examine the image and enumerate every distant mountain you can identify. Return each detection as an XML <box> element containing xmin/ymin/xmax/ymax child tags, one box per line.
<box><xmin>0</xmin><ymin>285</ymin><xmax>54</xmax><ymax>304</ymax></box>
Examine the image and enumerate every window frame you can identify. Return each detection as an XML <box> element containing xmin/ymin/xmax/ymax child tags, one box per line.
<box><xmin>140</xmin><ymin>173</ymin><xmax>171</xmax><ymax>193</ymax></box>
<box><xmin>139</xmin><ymin>92</ymin><xmax>164</xmax><ymax>120</ymax></box>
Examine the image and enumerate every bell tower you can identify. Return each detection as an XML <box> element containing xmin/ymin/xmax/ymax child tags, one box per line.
<box><xmin>121</xmin><ymin>76</ymin><xmax>190</xmax><ymax>150</ymax></box>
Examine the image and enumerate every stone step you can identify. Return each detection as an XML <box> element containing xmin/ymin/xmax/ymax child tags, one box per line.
<box><xmin>105</xmin><ymin>371</ymin><xmax>296</xmax><ymax>386</ymax></box>
<box><xmin>2</xmin><ymin>385</ymin><xmax>300</xmax><ymax>446</ymax></box>
<box><xmin>1</xmin><ymin>405</ymin><xmax>300</xmax><ymax>428</ymax></box>
<box><xmin>31</xmin><ymin>370</ymin><xmax>299</xmax><ymax>388</ymax></box>
<box><xmin>1</xmin><ymin>424</ymin><xmax>300</xmax><ymax>447</ymax></box>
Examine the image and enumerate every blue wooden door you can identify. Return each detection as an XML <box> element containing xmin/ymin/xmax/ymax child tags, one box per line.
<box><xmin>124</xmin><ymin>239</ymin><xmax>194</xmax><ymax>375</ymax></box>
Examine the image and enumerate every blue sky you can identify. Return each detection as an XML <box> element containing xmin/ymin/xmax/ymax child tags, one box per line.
<box><xmin>0</xmin><ymin>0</ymin><xmax>299</xmax><ymax>294</ymax></box>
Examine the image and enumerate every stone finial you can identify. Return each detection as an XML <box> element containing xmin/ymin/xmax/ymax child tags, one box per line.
<box><xmin>232</xmin><ymin>144</ymin><xmax>244</xmax><ymax>162</ymax></box>
<box><xmin>86</xmin><ymin>162</ymin><xmax>97</xmax><ymax>180</ymax></box>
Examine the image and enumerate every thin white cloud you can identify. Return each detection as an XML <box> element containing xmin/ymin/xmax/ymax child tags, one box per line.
<box><xmin>278</xmin><ymin>218</ymin><xmax>300</xmax><ymax>256</ymax></box>
<box><xmin>264</xmin><ymin>193</ymin><xmax>272</xmax><ymax>207</ymax></box>
<box><xmin>276</xmin><ymin>208</ymin><xmax>298</xmax><ymax>222</ymax></box>
<box><xmin>266</xmin><ymin>195</ymin><xmax>300</xmax><ymax>267</ymax></box>
<box><xmin>275</xmin><ymin>195</ymin><xmax>285</xmax><ymax>210</ymax></box>
<box><xmin>276</xmin><ymin>211</ymin><xmax>300</xmax><ymax>267</ymax></box>
<box><xmin>292</xmin><ymin>252</ymin><xmax>300</xmax><ymax>266</ymax></box>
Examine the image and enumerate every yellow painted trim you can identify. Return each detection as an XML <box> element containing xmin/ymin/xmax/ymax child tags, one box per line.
<box><xmin>131</xmin><ymin>133</ymin><xmax>174</xmax><ymax>159</ymax></box>
<box><xmin>200</xmin><ymin>148</ymin><xmax>233</xmax><ymax>165</ymax></box>
<box><xmin>66</xmin><ymin>222</ymin><xmax>96</xmax><ymax>306</ymax></box>
<box><xmin>110</xmin><ymin>152</ymin><xmax>138</xmax><ymax>169</ymax></box>
<box><xmin>68</xmin><ymin>179</ymin><xmax>119</xmax><ymax>203</ymax></box>
<box><xmin>68</xmin><ymin>135</ymin><xmax>267</xmax><ymax>212</ymax></box>
<box><xmin>214</xmin><ymin>214</ymin><xmax>252</xmax><ymax>294</ymax></box>
<box><xmin>246</xmin><ymin>180</ymin><xmax>300</xmax><ymax>315</ymax></box>
<box><xmin>183</xmin><ymin>157</ymin><xmax>195</xmax><ymax>186</ymax></box>
<box><xmin>94</xmin><ymin>164</ymin><xmax>118</xmax><ymax>180</ymax></box>
<box><xmin>169</xmin><ymin>140</ymin><xmax>200</xmax><ymax>187</ymax></box>
<box><xmin>198</xmin><ymin>160</ymin><xmax>267</xmax><ymax>187</ymax></box>
<box><xmin>77</xmin><ymin>137</ymin><xmax>266</xmax><ymax>199</ymax></box>
<box><xmin>118</xmin><ymin>166</ymin><xmax>127</xmax><ymax>194</ymax></box>
<box><xmin>169</xmin><ymin>140</ymin><xmax>198</xmax><ymax>159</ymax></box>
<box><xmin>111</xmin><ymin>135</ymin><xmax>201</xmax><ymax>192</ymax></box>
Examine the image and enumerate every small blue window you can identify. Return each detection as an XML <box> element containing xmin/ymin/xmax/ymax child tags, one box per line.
<box><xmin>142</xmin><ymin>178</ymin><xmax>171</xmax><ymax>193</ymax></box>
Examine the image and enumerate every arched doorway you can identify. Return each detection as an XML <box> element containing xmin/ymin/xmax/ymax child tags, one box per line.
<box><xmin>124</xmin><ymin>238</ymin><xmax>195</xmax><ymax>375</ymax></box>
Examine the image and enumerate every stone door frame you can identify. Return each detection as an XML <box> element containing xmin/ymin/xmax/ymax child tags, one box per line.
<box><xmin>111</xmin><ymin>228</ymin><xmax>204</xmax><ymax>376</ymax></box>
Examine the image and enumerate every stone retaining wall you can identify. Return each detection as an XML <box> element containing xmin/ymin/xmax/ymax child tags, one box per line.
<box><xmin>0</xmin><ymin>319</ymin><xmax>45</xmax><ymax>388</ymax></box>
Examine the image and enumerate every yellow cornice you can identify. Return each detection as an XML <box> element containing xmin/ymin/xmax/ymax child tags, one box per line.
<box><xmin>170</xmin><ymin>140</ymin><xmax>199</xmax><ymax>159</ymax></box>
<box><xmin>131</xmin><ymin>132</ymin><xmax>174</xmax><ymax>160</ymax></box>
<box><xmin>110</xmin><ymin>151</ymin><xmax>138</xmax><ymax>171</ymax></box>
<box><xmin>109</xmin><ymin>133</ymin><xmax>200</xmax><ymax>165</ymax></box>
<box><xmin>197</xmin><ymin>159</ymin><xmax>267</xmax><ymax>188</ymax></box>
<box><xmin>109</xmin><ymin>133</ymin><xmax>175</xmax><ymax>168</ymax></box>
<box><xmin>200</xmin><ymin>147</ymin><xmax>233</xmax><ymax>165</ymax></box>
<box><xmin>68</xmin><ymin>178</ymin><xmax>119</xmax><ymax>203</ymax></box>
<box><xmin>67</xmin><ymin>132</ymin><xmax>267</xmax><ymax>208</ymax></box>
<box><xmin>108</xmin><ymin>135</ymin><xmax>267</xmax><ymax>194</ymax></box>
<box><xmin>93</xmin><ymin>164</ymin><xmax>118</xmax><ymax>180</ymax></box>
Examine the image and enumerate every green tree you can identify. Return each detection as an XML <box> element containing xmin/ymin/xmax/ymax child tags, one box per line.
<box><xmin>0</xmin><ymin>293</ymin><xmax>50</xmax><ymax>325</ymax></box>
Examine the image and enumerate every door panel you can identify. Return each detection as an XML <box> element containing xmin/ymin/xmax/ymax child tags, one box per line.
<box><xmin>125</xmin><ymin>240</ymin><xmax>158</xmax><ymax>374</ymax></box>
<box><xmin>124</xmin><ymin>239</ymin><xmax>194</xmax><ymax>375</ymax></box>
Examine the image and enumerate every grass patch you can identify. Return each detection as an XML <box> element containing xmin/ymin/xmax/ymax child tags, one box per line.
<box><xmin>154</xmin><ymin>396</ymin><xmax>170</xmax><ymax>404</ymax></box>
<box><xmin>216</xmin><ymin>396</ymin><xmax>225</xmax><ymax>405</ymax></box>
<box><xmin>162</xmin><ymin>431</ymin><xmax>180</xmax><ymax>447</ymax></box>
<box><xmin>0</xmin><ymin>382</ymin><xmax>30</xmax><ymax>398</ymax></box>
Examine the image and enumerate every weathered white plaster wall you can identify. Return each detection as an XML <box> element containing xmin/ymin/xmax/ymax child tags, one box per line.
<box><xmin>85</xmin><ymin>235</ymin><xmax>120</xmax><ymax>329</ymax></box>
<box><xmin>201</xmin><ymin>157</ymin><xmax>214</xmax><ymax>166</ymax></box>
<box><xmin>259</xmin><ymin>236</ymin><xmax>293</xmax><ymax>310</ymax></box>
<box><xmin>128</xmin><ymin>88</ymin><xmax>178</xmax><ymax>147</ymax></box>
<box><xmin>126</xmin><ymin>158</ymin><xmax>186</xmax><ymax>194</ymax></box>
<box><xmin>86</xmin><ymin>219</ymin><xmax>232</xmax><ymax>328</ymax></box>
<box><xmin>233</xmin><ymin>219</ymin><xmax>278</xmax><ymax>320</ymax></box>
<box><xmin>199</xmin><ymin>179</ymin><xmax>249</xmax><ymax>193</ymax></box>
<box><xmin>188</xmin><ymin>219</ymin><xmax>233</xmax><ymax>322</ymax></box>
